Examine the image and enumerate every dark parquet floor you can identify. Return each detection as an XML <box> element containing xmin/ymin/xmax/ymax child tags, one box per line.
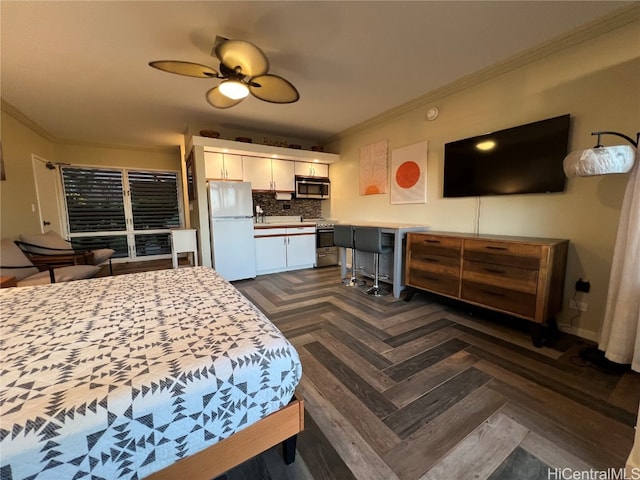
<box><xmin>107</xmin><ymin>261</ymin><xmax>640</xmax><ymax>480</ymax></box>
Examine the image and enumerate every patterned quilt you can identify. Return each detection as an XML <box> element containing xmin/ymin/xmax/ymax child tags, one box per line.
<box><xmin>0</xmin><ymin>267</ymin><xmax>302</xmax><ymax>480</ymax></box>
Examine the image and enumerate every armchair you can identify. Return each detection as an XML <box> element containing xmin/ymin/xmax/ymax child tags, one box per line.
<box><xmin>17</xmin><ymin>231</ymin><xmax>115</xmax><ymax>275</ymax></box>
<box><xmin>0</xmin><ymin>239</ymin><xmax>100</xmax><ymax>287</ymax></box>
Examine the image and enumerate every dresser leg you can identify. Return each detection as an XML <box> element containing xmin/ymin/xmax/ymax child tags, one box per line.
<box><xmin>531</xmin><ymin>323</ymin><xmax>543</xmax><ymax>348</ymax></box>
<box><xmin>404</xmin><ymin>286</ymin><xmax>416</xmax><ymax>302</ymax></box>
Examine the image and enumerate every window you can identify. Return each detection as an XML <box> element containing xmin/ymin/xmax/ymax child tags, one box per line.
<box><xmin>61</xmin><ymin>167</ymin><xmax>182</xmax><ymax>260</ymax></box>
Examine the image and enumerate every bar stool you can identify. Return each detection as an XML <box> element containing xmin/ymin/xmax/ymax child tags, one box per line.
<box><xmin>333</xmin><ymin>225</ymin><xmax>358</xmax><ymax>286</ymax></box>
<box><xmin>170</xmin><ymin>229</ymin><xmax>198</xmax><ymax>269</ymax></box>
<box><xmin>354</xmin><ymin>226</ymin><xmax>393</xmax><ymax>296</ymax></box>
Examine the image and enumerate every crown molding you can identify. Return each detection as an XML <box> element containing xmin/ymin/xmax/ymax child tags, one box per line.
<box><xmin>53</xmin><ymin>137</ymin><xmax>180</xmax><ymax>154</ymax></box>
<box><xmin>1</xmin><ymin>99</ymin><xmax>179</xmax><ymax>154</ymax></box>
<box><xmin>1</xmin><ymin>99</ymin><xmax>57</xmax><ymax>142</ymax></box>
<box><xmin>328</xmin><ymin>4</ymin><xmax>640</xmax><ymax>143</ymax></box>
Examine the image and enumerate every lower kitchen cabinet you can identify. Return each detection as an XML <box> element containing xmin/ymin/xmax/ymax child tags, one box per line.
<box><xmin>255</xmin><ymin>226</ymin><xmax>316</xmax><ymax>275</ymax></box>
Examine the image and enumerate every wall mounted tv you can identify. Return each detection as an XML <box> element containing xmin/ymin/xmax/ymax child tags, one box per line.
<box><xmin>443</xmin><ymin>114</ymin><xmax>570</xmax><ymax>197</ymax></box>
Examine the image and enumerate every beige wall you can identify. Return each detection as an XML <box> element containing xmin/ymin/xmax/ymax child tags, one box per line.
<box><xmin>53</xmin><ymin>143</ymin><xmax>179</xmax><ymax>171</ymax></box>
<box><xmin>324</xmin><ymin>20</ymin><xmax>640</xmax><ymax>339</ymax></box>
<box><xmin>0</xmin><ymin>111</ymin><xmax>56</xmax><ymax>238</ymax></box>
<box><xmin>1</xmin><ymin>108</ymin><xmax>182</xmax><ymax>241</ymax></box>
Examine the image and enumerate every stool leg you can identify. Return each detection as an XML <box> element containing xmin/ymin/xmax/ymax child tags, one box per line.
<box><xmin>345</xmin><ymin>247</ymin><xmax>357</xmax><ymax>286</ymax></box>
<box><xmin>365</xmin><ymin>253</ymin><xmax>388</xmax><ymax>296</ymax></box>
<box><xmin>344</xmin><ymin>247</ymin><xmax>365</xmax><ymax>287</ymax></box>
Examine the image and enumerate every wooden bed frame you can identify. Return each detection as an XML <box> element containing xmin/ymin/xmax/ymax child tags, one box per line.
<box><xmin>146</xmin><ymin>392</ymin><xmax>304</xmax><ymax>480</ymax></box>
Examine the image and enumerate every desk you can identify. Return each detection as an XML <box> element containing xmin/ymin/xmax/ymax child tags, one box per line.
<box><xmin>1</xmin><ymin>276</ymin><xmax>17</xmax><ymax>288</ymax></box>
<box><xmin>338</xmin><ymin>222</ymin><xmax>428</xmax><ymax>298</ymax></box>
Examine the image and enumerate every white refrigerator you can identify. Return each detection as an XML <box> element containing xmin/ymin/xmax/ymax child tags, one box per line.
<box><xmin>208</xmin><ymin>181</ymin><xmax>256</xmax><ymax>281</ymax></box>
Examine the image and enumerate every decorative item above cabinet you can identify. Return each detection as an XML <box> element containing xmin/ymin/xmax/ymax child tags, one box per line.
<box><xmin>191</xmin><ymin>136</ymin><xmax>339</xmax><ymax>165</ymax></box>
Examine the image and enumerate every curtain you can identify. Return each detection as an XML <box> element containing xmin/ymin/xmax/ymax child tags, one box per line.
<box><xmin>598</xmin><ymin>145</ymin><xmax>640</xmax><ymax>372</ymax></box>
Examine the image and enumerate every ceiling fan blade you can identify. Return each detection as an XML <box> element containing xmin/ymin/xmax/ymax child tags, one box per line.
<box><xmin>249</xmin><ymin>74</ymin><xmax>300</xmax><ymax>104</ymax></box>
<box><xmin>149</xmin><ymin>60</ymin><xmax>218</xmax><ymax>78</ymax></box>
<box><xmin>206</xmin><ymin>86</ymin><xmax>244</xmax><ymax>109</ymax></box>
<box><xmin>215</xmin><ymin>40</ymin><xmax>269</xmax><ymax>78</ymax></box>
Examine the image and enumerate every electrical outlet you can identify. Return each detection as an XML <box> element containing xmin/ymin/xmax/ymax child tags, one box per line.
<box><xmin>575</xmin><ymin>278</ymin><xmax>591</xmax><ymax>293</ymax></box>
<box><xmin>570</xmin><ymin>300</ymin><xmax>588</xmax><ymax>312</ymax></box>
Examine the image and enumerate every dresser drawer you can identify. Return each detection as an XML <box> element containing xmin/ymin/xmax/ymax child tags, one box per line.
<box><xmin>462</xmin><ymin>260</ymin><xmax>538</xmax><ymax>295</ymax></box>
<box><xmin>463</xmin><ymin>239</ymin><xmax>541</xmax><ymax>269</ymax></box>
<box><xmin>409</xmin><ymin>234</ymin><xmax>462</xmax><ymax>258</ymax></box>
<box><xmin>461</xmin><ymin>280</ymin><xmax>536</xmax><ymax>319</ymax></box>
<box><xmin>407</xmin><ymin>267</ymin><xmax>460</xmax><ymax>297</ymax></box>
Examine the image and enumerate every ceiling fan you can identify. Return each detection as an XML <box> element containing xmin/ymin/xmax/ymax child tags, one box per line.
<box><xmin>149</xmin><ymin>36</ymin><xmax>300</xmax><ymax>109</ymax></box>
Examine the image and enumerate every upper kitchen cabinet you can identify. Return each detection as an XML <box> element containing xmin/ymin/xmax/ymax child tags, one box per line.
<box><xmin>295</xmin><ymin>162</ymin><xmax>329</xmax><ymax>178</ymax></box>
<box><xmin>204</xmin><ymin>152</ymin><xmax>243</xmax><ymax>181</ymax></box>
<box><xmin>243</xmin><ymin>156</ymin><xmax>295</xmax><ymax>192</ymax></box>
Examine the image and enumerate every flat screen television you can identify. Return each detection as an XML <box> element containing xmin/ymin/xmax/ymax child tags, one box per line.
<box><xmin>443</xmin><ymin>114</ymin><xmax>570</xmax><ymax>197</ymax></box>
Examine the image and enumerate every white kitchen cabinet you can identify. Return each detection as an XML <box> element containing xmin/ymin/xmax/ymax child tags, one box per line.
<box><xmin>243</xmin><ymin>156</ymin><xmax>295</xmax><ymax>192</ymax></box>
<box><xmin>286</xmin><ymin>227</ymin><xmax>316</xmax><ymax>269</ymax></box>
<box><xmin>242</xmin><ymin>156</ymin><xmax>272</xmax><ymax>190</ymax></box>
<box><xmin>254</xmin><ymin>226</ymin><xmax>315</xmax><ymax>274</ymax></box>
<box><xmin>271</xmin><ymin>159</ymin><xmax>295</xmax><ymax>191</ymax></box>
<box><xmin>204</xmin><ymin>152</ymin><xmax>243</xmax><ymax>180</ymax></box>
<box><xmin>294</xmin><ymin>162</ymin><xmax>329</xmax><ymax>178</ymax></box>
<box><xmin>255</xmin><ymin>230</ymin><xmax>288</xmax><ymax>274</ymax></box>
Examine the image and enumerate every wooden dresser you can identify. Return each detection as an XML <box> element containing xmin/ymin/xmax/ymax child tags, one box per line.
<box><xmin>405</xmin><ymin>232</ymin><xmax>569</xmax><ymax>346</ymax></box>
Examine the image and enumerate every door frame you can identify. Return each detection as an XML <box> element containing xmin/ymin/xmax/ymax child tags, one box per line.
<box><xmin>31</xmin><ymin>155</ymin><xmax>66</xmax><ymax>235</ymax></box>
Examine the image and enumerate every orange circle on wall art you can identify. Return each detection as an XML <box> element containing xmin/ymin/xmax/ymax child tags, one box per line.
<box><xmin>395</xmin><ymin>161</ymin><xmax>420</xmax><ymax>188</ymax></box>
<box><xmin>365</xmin><ymin>185</ymin><xmax>380</xmax><ymax>195</ymax></box>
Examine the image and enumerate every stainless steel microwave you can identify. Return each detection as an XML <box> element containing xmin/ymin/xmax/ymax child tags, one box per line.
<box><xmin>295</xmin><ymin>175</ymin><xmax>330</xmax><ymax>199</ymax></box>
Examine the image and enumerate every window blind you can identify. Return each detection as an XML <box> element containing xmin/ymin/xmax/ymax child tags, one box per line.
<box><xmin>129</xmin><ymin>171</ymin><xmax>180</xmax><ymax>230</ymax></box>
<box><xmin>61</xmin><ymin>167</ymin><xmax>182</xmax><ymax>260</ymax></box>
<box><xmin>62</xmin><ymin>168</ymin><xmax>126</xmax><ymax>232</ymax></box>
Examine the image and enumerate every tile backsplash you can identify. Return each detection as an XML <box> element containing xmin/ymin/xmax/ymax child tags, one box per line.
<box><xmin>252</xmin><ymin>193</ymin><xmax>322</xmax><ymax>219</ymax></box>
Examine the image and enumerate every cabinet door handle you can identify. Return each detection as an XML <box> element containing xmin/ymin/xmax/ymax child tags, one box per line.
<box><xmin>483</xmin><ymin>268</ymin><xmax>505</xmax><ymax>274</ymax></box>
<box><xmin>225</xmin><ymin>169</ymin><xmax>229</xmax><ymax>179</ymax></box>
<box><xmin>485</xmin><ymin>246</ymin><xmax>508</xmax><ymax>251</ymax></box>
<box><xmin>481</xmin><ymin>289</ymin><xmax>505</xmax><ymax>297</ymax></box>
<box><xmin>425</xmin><ymin>239</ymin><xmax>441</xmax><ymax>244</ymax></box>
<box><xmin>423</xmin><ymin>275</ymin><xmax>439</xmax><ymax>282</ymax></box>
<box><xmin>220</xmin><ymin>168</ymin><xmax>224</xmax><ymax>178</ymax></box>
<box><xmin>423</xmin><ymin>257</ymin><xmax>440</xmax><ymax>263</ymax></box>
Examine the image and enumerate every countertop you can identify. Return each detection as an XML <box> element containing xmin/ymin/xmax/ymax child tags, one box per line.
<box><xmin>253</xmin><ymin>215</ymin><xmax>317</xmax><ymax>229</ymax></box>
<box><xmin>254</xmin><ymin>221</ymin><xmax>316</xmax><ymax>228</ymax></box>
<box><xmin>336</xmin><ymin>221</ymin><xmax>429</xmax><ymax>229</ymax></box>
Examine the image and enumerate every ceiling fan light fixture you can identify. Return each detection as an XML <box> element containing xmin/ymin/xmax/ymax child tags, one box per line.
<box><xmin>219</xmin><ymin>80</ymin><xmax>249</xmax><ymax>100</ymax></box>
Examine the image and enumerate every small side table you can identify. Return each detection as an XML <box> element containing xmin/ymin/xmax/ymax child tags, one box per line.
<box><xmin>1</xmin><ymin>276</ymin><xmax>17</xmax><ymax>288</ymax></box>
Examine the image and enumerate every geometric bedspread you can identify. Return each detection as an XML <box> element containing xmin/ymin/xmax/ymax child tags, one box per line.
<box><xmin>0</xmin><ymin>267</ymin><xmax>302</xmax><ymax>479</ymax></box>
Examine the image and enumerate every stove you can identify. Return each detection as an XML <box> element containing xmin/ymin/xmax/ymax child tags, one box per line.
<box><xmin>313</xmin><ymin>220</ymin><xmax>338</xmax><ymax>267</ymax></box>
<box><xmin>316</xmin><ymin>220</ymin><xmax>336</xmax><ymax>229</ymax></box>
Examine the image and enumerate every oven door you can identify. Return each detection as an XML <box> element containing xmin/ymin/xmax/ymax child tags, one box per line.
<box><xmin>316</xmin><ymin>228</ymin><xmax>335</xmax><ymax>249</ymax></box>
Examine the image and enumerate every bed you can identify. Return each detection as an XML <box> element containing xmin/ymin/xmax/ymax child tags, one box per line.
<box><xmin>0</xmin><ymin>266</ymin><xmax>303</xmax><ymax>480</ymax></box>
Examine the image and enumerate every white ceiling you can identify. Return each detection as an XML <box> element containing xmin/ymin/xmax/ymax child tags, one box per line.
<box><xmin>1</xmin><ymin>1</ymin><xmax>631</xmax><ymax>149</ymax></box>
